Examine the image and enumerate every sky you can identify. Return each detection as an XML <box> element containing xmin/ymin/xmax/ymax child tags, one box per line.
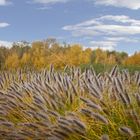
<box><xmin>0</xmin><ymin>0</ymin><xmax>140</xmax><ymax>54</ymax></box>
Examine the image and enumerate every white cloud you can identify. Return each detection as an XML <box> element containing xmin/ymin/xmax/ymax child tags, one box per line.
<box><xmin>0</xmin><ymin>22</ymin><xmax>10</xmax><ymax>28</ymax></box>
<box><xmin>88</xmin><ymin>36</ymin><xmax>140</xmax><ymax>51</ymax></box>
<box><xmin>63</xmin><ymin>15</ymin><xmax>140</xmax><ymax>36</ymax></box>
<box><xmin>0</xmin><ymin>40</ymin><xmax>12</xmax><ymax>47</ymax></box>
<box><xmin>32</xmin><ymin>0</ymin><xmax>69</xmax><ymax>5</ymax></box>
<box><xmin>105</xmin><ymin>37</ymin><xmax>140</xmax><ymax>43</ymax></box>
<box><xmin>29</xmin><ymin>0</ymin><xmax>70</xmax><ymax>10</ymax></box>
<box><xmin>0</xmin><ymin>0</ymin><xmax>11</xmax><ymax>6</ymax></box>
<box><xmin>37</xmin><ymin>6</ymin><xmax>52</xmax><ymax>10</ymax></box>
<box><xmin>63</xmin><ymin>15</ymin><xmax>140</xmax><ymax>51</ymax></box>
<box><xmin>89</xmin><ymin>41</ymin><xmax>116</xmax><ymax>51</ymax></box>
<box><xmin>93</xmin><ymin>0</ymin><xmax>140</xmax><ymax>10</ymax></box>
<box><xmin>98</xmin><ymin>15</ymin><xmax>140</xmax><ymax>25</ymax></box>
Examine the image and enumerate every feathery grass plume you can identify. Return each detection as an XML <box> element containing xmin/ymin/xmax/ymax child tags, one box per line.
<box><xmin>110</xmin><ymin>65</ymin><xmax>118</xmax><ymax>77</ymax></box>
<box><xmin>48</xmin><ymin>135</ymin><xmax>63</xmax><ymax>140</ymax></box>
<box><xmin>50</xmin><ymin>64</ymin><xmax>54</xmax><ymax>74</ymax></box>
<box><xmin>114</xmin><ymin>77</ymin><xmax>124</xmax><ymax>94</ymax></box>
<box><xmin>5</xmin><ymin>93</ymin><xmax>16</xmax><ymax>99</ymax></box>
<box><xmin>73</xmin><ymin>119</ymin><xmax>86</xmax><ymax>130</ymax></box>
<box><xmin>87</xmin><ymin>102</ymin><xmax>102</xmax><ymax>111</ymax></box>
<box><xmin>105</xmin><ymin>72</ymin><xmax>113</xmax><ymax>83</ymax></box>
<box><xmin>124</xmin><ymin>90</ymin><xmax>131</xmax><ymax>105</ymax></box>
<box><xmin>80</xmin><ymin>97</ymin><xmax>102</xmax><ymax>111</ymax></box>
<box><xmin>135</xmin><ymin>71</ymin><xmax>140</xmax><ymax>85</ymax></box>
<box><xmin>57</xmin><ymin>80</ymin><xmax>64</xmax><ymax>92</ymax></box>
<box><xmin>36</xmin><ymin>112</ymin><xmax>49</xmax><ymax>120</ymax></box>
<box><xmin>124</xmin><ymin>70</ymin><xmax>131</xmax><ymax>83</ymax></box>
<box><xmin>136</xmin><ymin>73</ymin><xmax>140</xmax><ymax>86</ymax></box>
<box><xmin>8</xmin><ymin>99</ymin><xmax>18</xmax><ymax>107</ymax></box>
<box><xmin>32</xmin><ymin>102</ymin><xmax>46</xmax><ymax>111</ymax></box>
<box><xmin>50</xmin><ymin>99</ymin><xmax>59</xmax><ymax>110</ymax></box>
<box><xmin>51</xmin><ymin>131</ymin><xmax>66</xmax><ymax>140</ymax></box>
<box><xmin>69</xmin><ymin>80</ymin><xmax>78</xmax><ymax>96</ymax></box>
<box><xmin>97</xmin><ymin>73</ymin><xmax>102</xmax><ymax>79</ymax></box>
<box><xmin>58</xmin><ymin>124</ymin><xmax>73</xmax><ymax>133</ymax></box>
<box><xmin>102</xmin><ymin>108</ymin><xmax>110</xmax><ymax>116</ymax></box>
<box><xmin>135</xmin><ymin>93</ymin><xmax>140</xmax><ymax>106</ymax></box>
<box><xmin>21</xmin><ymin>123</ymin><xmax>39</xmax><ymax>129</ymax></box>
<box><xmin>93</xmin><ymin>76</ymin><xmax>101</xmax><ymax>89</ymax></box>
<box><xmin>44</xmin><ymin>81</ymin><xmax>55</xmax><ymax>93</ymax></box>
<box><xmin>47</xmin><ymin>110</ymin><xmax>60</xmax><ymax>117</ymax></box>
<box><xmin>53</xmin><ymin>129</ymin><xmax>69</xmax><ymax>138</ymax></box>
<box><xmin>101</xmin><ymin>134</ymin><xmax>109</xmax><ymax>140</ymax></box>
<box><xmin>129</xmin><ymin>109</ymin><xmax>140</xmax><ymax>126</ymax></box>
<box><xmin>81</xmin><ymin>108</ymin><xmax>108</xmax><ymax>124</ymax></box>
<box><xmin>119</xmin><ymin>126</ymin><xmax>134</xmax><ymax>137</ymax></box>
<box><xmin>90</xmin><ymin>66</ymin><xmax>96</xmax><ymax>76</ymax></box>
<box><xmin>91</xmin><ymin>112</ymin><xmax>108</xmax><ymax>124</ymax></box>
<box><xmin>72</xmin><ymin>127</ymin><xmax>86</xmax><ymax>135</ymax></box>
<box><xmin>89</xmin><ymin>85</ymin><xmax>102</xmax><ymax>99</ymax></box>
<box><xmin>64</xmin><ymin>65</ymin><xmax>68</xmax><ymax>72</ymax></box>
<box><xmin>80</xmin><ymin>108</ymin><xmax>92</xmax><ymax>117</ymax></box>
<box><xmin>65</xmin><ymin>76</ymin><xmax>70</xmax><ymax>90</ymax></box>
<box><xmin>62</xmin><ymin>76</ymin><xmax>67</xmax><ymax>88</ymax></box>
<box><xmin>33</xmin><ymin>95</ymin><xmax>44</xmax><ymax>104</ymax></box>
<box><xmin>36</xmin><ymin>121</ymin><xmax>51</xmax><ymax>128</ymax></box>
<box><xmin>118</xmin><ymin>92</ymin><xmax>129</xmax><ymax>105</ymax></box>
<box><xmin>58</xmin><ymin>119</ymin><xmax>71</xmax><ymax>126</ymax></box>
<box><xmin>18</xmin><ymin>130</ymin><xmax>35</xmax><ymax>137</ymax></box>
<box><xmin>0</xmin><ymin>121</ymin><xmax>14</xmax><ymax>127</ymax></box>
<box><xmin>80</xmin><ymin>97</ymin><xmax>89</xmax><ymax>104</ymax></box>
<box><xmin>90</xmin><ymin>78</ymin><xmax>102</xmax><ymax>93</ymax></box>
<box><xmin>69</xmin><ymin>92</ymin><xmax>73</xmax><ymax>104</ymax></box>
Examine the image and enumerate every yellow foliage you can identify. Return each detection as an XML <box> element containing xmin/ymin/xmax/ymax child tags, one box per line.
<box><xmin>5</xmin><ymin>53</ymin><xmax>19</xmax><ymax>69</ymax></box>
<box><xmin>20</xmin><ymin>53</ymin><xmax>31</xmax><ymax>67</ymax></box>
<box><xmin>95</xmin><ymin>49</ymin><xmax>108</xmax><ymax>64</ymax></box>
<box><xmin>64</xmin><ymin>44</ymin><xmax>91</xmax><ymax>66</ymax></box>
<box><xmin>124</xmin><ymin>52</ymin><xmax>140</xmax><ymax>66</ymax></box>
<box><xmin>107</xmin><ymin>54</ymin><xmax>116</xmax><ymax>65</ymax></box>
<box><xmin>3</xmin><ymin>40</ymin><xmax>139</xmax><ymax>70</ymax></box>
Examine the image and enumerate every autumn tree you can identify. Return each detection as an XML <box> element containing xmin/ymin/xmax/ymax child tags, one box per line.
<box><xmin>124</xmin><ymin>52</ymin><xmax>140</xmax><ymax>66</ymax></box>
<box><xmin>0</xmin><ymin>47</ymin><xmax>9</xmax><ymax>69</ymax></box>
<box><xmin>0</xmin><ymin>38</ymin><xmax>137</xmax><ymax>70</ymax></box>
<box><xmin>5</xmin><ymin>53</ymin><xmax>19</xmax><ymax>69</ymax></box>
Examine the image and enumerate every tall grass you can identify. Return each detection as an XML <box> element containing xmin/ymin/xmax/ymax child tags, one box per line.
<box><xmin>81</xmin><ymin>63</ymin><xmax>140</xmax><ymax>74</ymax></box>
<box><xmin>0</xmin><ymin>65</ymin><xmax>139</xmax><ymax>139</ymax></box>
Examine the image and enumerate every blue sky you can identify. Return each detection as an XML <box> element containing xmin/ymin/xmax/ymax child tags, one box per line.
<box><xmin>0</xmin><ymin>0</ymin><xmax>140</xmax><ymax>54</ymax></box>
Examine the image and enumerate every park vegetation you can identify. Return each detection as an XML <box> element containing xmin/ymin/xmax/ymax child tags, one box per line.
<box><xmin>0</xmin><ymin>65</ymin><xmax>140</xmax><ymax>139</ymax></box>
<box><xmin>0</xmin><ymin>38</ymin><xmax>140</xmax><ymax>139</ymax></box>
<box><xmin>0</xmin><ymin>38</ymin><xmax>139</xmax><ymax>72</ymax></box>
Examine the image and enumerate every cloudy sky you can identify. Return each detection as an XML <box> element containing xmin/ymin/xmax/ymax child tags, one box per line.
<box><xmin>0</xmin><ymin>0</ymin><xmax>140</xmax><ymax>54</ymax></box>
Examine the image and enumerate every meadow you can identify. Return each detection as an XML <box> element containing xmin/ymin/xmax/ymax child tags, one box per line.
<box><xmin>0</xmin><ymin>65</ymin><xmax>140</xmax><ymax>140</ymax></box>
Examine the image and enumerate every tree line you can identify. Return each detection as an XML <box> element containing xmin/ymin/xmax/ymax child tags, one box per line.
<box><xmin>0</xmin><ymin>38</ymin><xmax>139</xmax><ymax>70</ymax></box>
